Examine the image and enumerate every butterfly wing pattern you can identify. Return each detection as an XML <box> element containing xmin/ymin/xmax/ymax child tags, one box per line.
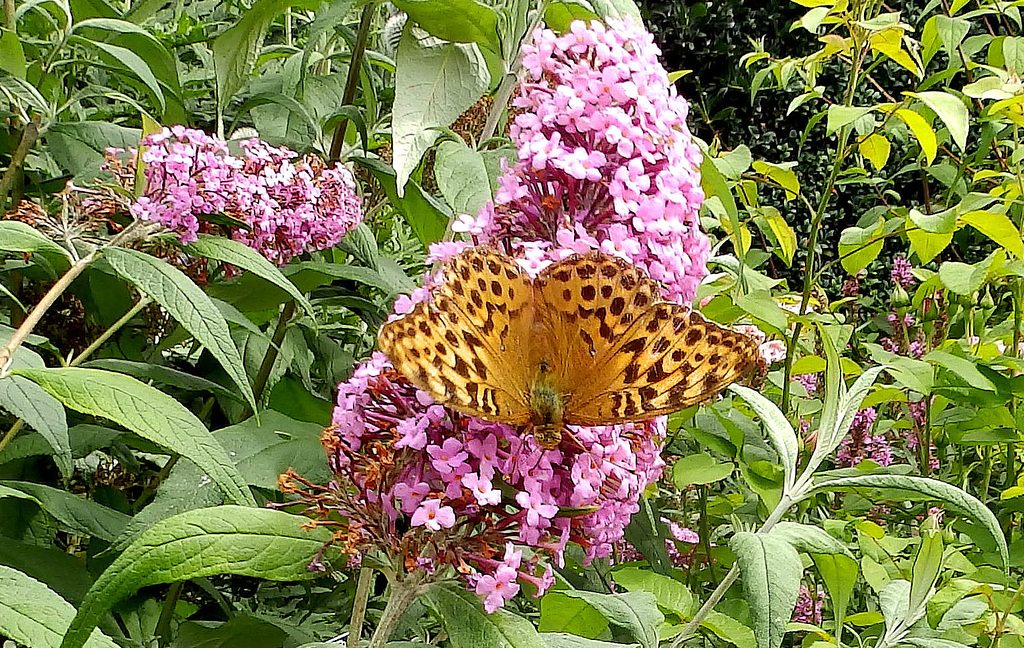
<box><xmin>377</xmin><ymin>248</ymin><xmax>535</xmax><ymax>425</ymax></box>
<box><xmin>378</xmin><ymin>247</ymin><xmax>760</xmax><ymax>439</ymax></box>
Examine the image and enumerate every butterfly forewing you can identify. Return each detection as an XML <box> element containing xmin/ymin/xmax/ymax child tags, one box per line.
<box><xmin>533</xmin><ymin>253</ymin><xmax>663</xmax><ymax>395</ymax></box>
<box><xmin>377</xmin><ymin>248</ymin><xmax>535</xmax><ymax>424</ymax></box>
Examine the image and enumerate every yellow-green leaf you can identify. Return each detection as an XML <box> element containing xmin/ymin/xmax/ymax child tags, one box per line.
<box><xmin>907</xmin><ymin>228</ymin><xmax>953</xmax><ymax>264</ymax></box>
<box><xmin>870</xmin><ymin>28</ymin><xmax>921</xmax><ymax>76</ymax></box>
<box><xmin>961</xmin><ymin>210</ymin><xmax>1024</xmax><ymax>259</ymax></box>
<box><xmin>908</xmin><ymin>91</ymin><xmax>969</xmax><ymax>151</ymax></box>
<box><xmin>762</xmin><ymin>208</ymin><xmax>797</xmax><ymax>265</ymax></box>
<box><xmin>896</xmin><ymin>108</ymin><xmax>937</xmax><ymax>165</ymax></box>
<box><xmin>752</xmin><ymin>160</ymin><xmax>800</xmax><ymax>201</ymax></box>
<box><xmin>859</xmin><ymin>133</ymin><xmax>891</xmax><ymax>170</ymax></box>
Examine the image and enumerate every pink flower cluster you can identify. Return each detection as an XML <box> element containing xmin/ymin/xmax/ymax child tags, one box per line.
<box><xmin>450</xmin><ymin>17</ymin><xmax>710</xmax><ymax>304</ymax></box>
<box><xmin>314</xmin><ymin>352</ymin><xmax>664</xmax><ymax>612</ymax></box>
<box><xmin>836</xmin><ymin>408</ymin><xmax>893</xmax><ymax>467</ymax></box>
<box><xmin>130</xmin><ymin>126</ymin><xmax>362</xmax><ymax>264</ymax></box>
<box><xmin>792</xmin><ymin>584</ymin><xmax>825</xmax><ymax>625</ymax></box>
<box><xmin>891</xmin><ymin>256</ymin><xmax>915</xmax><ymax>289</ymax></box>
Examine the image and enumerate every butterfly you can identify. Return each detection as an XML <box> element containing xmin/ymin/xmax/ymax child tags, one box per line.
<box><xmin>378</xmin><ymin>247</ymin><xmax>760</xmax><ymax>449</ymax></box>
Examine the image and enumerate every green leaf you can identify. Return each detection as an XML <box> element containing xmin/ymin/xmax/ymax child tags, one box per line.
<box><xmin>960</xmin><ymin>210</ymin><xmax>1024</xmax><ymax>259</ymax></box>
<box><xmin>539</xmin><ymin>634</ymin><xmax>639</xmax><ymax>648</ymax></box>
<box><xmin>424</xmin><ymin>584</ymin><xmax>546</xmax><ymax>648</ymax></box>
<box><xmin>611</xmin><ymin>567</ymin><xmax>694</xmax><ymax>619</ymax></box>
<box><xmin>673</xmin><ymin>452</ymin><xmax>734</xmax><ymax>487</ymax></box>
<box><xmin>435</xmin><ymin>139</ymin><xmax>493</xmax><ymax>218</ymax></box>
<box><xmin>393</xmin><ymin>28</ymin><xmax>490</xmax><ymax>192</ymax></box>
<box><xmin>213</xmin><ymin>410</ymin><xmax>329</xmax><ymax>489</ymax></box>
<box><xmin>44</xmin><ymin>122</ymin><xmax>141</xmax><ymax>181</ymax></box>
<box><xmin>760</xmin><ymin>207</ymin><xmax>797</xmax><ymax>265</ymax></box>
<box><xmin>0</xmin><ymin>565</ymin><xmax>117</xmax><ymax>648</ymax></box>
<box><xmin>212</xmin><ymin>0</ymin><xmax>305</xmax><ymax>108</ymax></box>
<box><xmin>555</xmin><ymin>591</ymin><xmax>663</xmax><ymax>648</ymax></box>
<box><xmin>729</xmin><ymin>385</ymin><xmax>798</xmax><ymax>494</ymax></box>
<box><xmin>184</xmin><ymin>234</ymin><xmax>314</xmax><ymax>317</ymax></box>
<box><xmin>826</xmin><ymin>106</ymin><xmax>873</xmax><ymax>135</ymax></box>
<box><xmin>0</xmin><ymin>221</ymin><xmax>73</xmax><ymax>274</ymax></box>
<box><xmin>896</xmin><ymin>108</ymin><xmax>937</xmax><ymax>165</ymax></box>
<box><xmin>539</xmin><ymin>591</ymin><xmax>609</xmax><ymax>638</ymax></box>
<box><xmin>712</xmin><ymin>145</ymin><xmax>752</xmax><ymax>180</ymax></box>
<box><xmin>808</xmin><ymin>475</ymin><xmax>1008</xmax><ymax>570</ymax></box>
<box><xmin>82</xmin><ymin>358</ymin><xmax>241</xmax><ymax>402</ymax></box>
<box><xmin>391</xmin><ymin>0</ymin><xmax>501</xmax><ymax>53</ymax></box>
<box><xmin>938</xmin><ymin>261</ymin><xmax>989</xmax><ymax>296</ymax></box>
<box><xmin>811</xmin><ymin>553</ymin><xmax>859</xmax><ymax>637</ymax></box>
<box><xmin>907</xmin><ymin>228</ymin><xmax>953</xmax><ymax>264</ymax></box>
<box><xmin>880</xmin><ymin>579</ymin><xmax>912</xmax><ymax>636</ymax></box>
<box><xmin>769</xmin><ymin>522</ymin><xmax>854</xmax><ymax>558</ymax></box>
<box><xmin>907</xmin><ymin>91</ymin><xmax>969</xmax><ymax>151</ymax></box>
<box><xmin>839</xmin><ymin>216</ymin><xmax>886</xmax><ymax>274</ymax></box>
<box><xmin>73</xmin><ymin>37</ymin><xmax>164</xmax><ymax>111</ymax></box>
<box><xmin>352</xmin><ymin>157</ymin><xmax>451</xmax><ymax>246</ymax></box>
<box><xmin>734</xmin><ymin>290</ymin><xmax>788</xmax><ymax>333</ymax></box>
<box><xmin>100</xmin><ymin>247</ymin><xmax>256</xmax><ymax>412</ymax></box>
<box><xmin>909</xmin><ymin>516</ymin><xmax>944</xmax><ymax>617</ymax></box>
<box><xmin>859</xmin><ymin>133</ymin><xmax>891</xmax><ymax>170</ymax></box>
<box><xmin>701</xmin><ymin>610</ymin><xmax>757</xmax><ymax>648</ymax></box>
<box><xmin>0</xmin><ymin>349</ymin><xmax>70</xmax><ymax>477</ymax></box>
<box><xmin>0</xmin><ymin>29</ymin><xmax>26</xmax><ymax>79</ymax></box>
<box><xmin>925</xmin><ymin>350</ymin><xmax>996</xmax><ymax>392</ymax></box>
<box><xmin>622</xmin><ymin>496</ymin><xmax>672</xmax><ymax>575</ymax></box>
<box><xmin>730</xmin><ymin>532</ymin><xmax>803</xmax><ymax>648</ymax></box>
<box><xmin>0</xmin><ymin>481</ymin><xmax>129</xmax><ymax>541</ymax></box>
<box><xmin>59</xmin><ymin>506</ymin><xmax>338</xmax><ymax>648</ymax></box>
<box><xmin>13</xmin><ymin>368</ymin><xmax>256</xmax><ymax>507</ymax></box>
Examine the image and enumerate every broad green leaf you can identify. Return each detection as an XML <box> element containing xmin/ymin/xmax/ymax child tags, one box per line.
<box><xmin>393</xmin><ymin>28</ymin><xmax>490</xmax><ymax>192</ymax></box>
<box><xmin>870</xmin><ymin>28</ymin><xmax>920</xmax><ymax>76</ymax></box>
<box><xmin>760</xmin><ymin>207</ymin><xmax>797</xmax><ymax>265</ymax></box>
<box><xmin>729</xmin><ymin>384</ymin><xmax>798</xmax><ymax>494</ymax></box>
<box><xmin>938</xmin><ymin>261</ymin><xmax>988</xmax><ymax>296</ymax></box>
<box><xmin>924</xmin><ymin>350</ymin><xmax>996</xmax><ymax>391</ymax></box>
<box><xmin>44</xmin><ymin>122</ymin><xmax>141</xmax><ymax>181</ymax></box>
<box><xmin>13</xmin><ymin>368</ymin><xmax>256</xmax><ymax>507</ymax></box>
<box><xmin>713</xmin><ymin>145</ymin><xmax>753</xmax><ymax>180</ymax></box>
<box><xmin>730</xmin><ymin>532</ymin><xmax>803</xmax><ymax>648</ymax></box>
<box><xmin>82</xmin><ymin>358</ymin><xmax>240</xmax><ymax>402</ymax></box>
<box><xmin>812</xmin><ymin>553</ymin><xmax>859</xmax><ymax>637</ymax></box>
<box><xmin>435</xmin><ymin>139</ymin><xmax>493</xmax><ymax>218</ymax></box>
<box><xmin>59</xmin><ymin>506</ymin><xmax>339</xmax><ymax>648</ymax></box>
<box><xmin>555</xmin><ymin>591</ymin><xmax>663</xmax><ymax>648</ymax></box>
<box><xmin>611</xmin><ymin>567</ymin><xmax>694</xmax><ymax>619</ymax></box>
<box><xmin>895</xmin><ymin>108</ymin><xmax>937</xmax><ymax>165</ymax></box>
<box><xmin>809</xmin><ymin>475</ymin><xmax>1008</xmax><ymax>570</ymax></box>
<box><xmin>673</xmin><ymin>452</ymin><xmax>733</xmax><ymax>487</ymax></box>
<box><xmin>701</xmin><ymin>154</ymin><xmax>743</xmax><ymax>257</ymax></box>
<box><xmin>391</xmin><ymin>0</ymin><xmax>501</xmax><ymax>54</ymax></box>
<box><xmin>909</xmin><ymin>516</ymin><xmax>944</xmax><ymax>616</ymax></box>
<box><xmin>960</xmin><ymin>210</ymin><xmax>1024</xmax><ymax>259</ymax></box>
<box><xmin>74</xmin><ymin>38</ymin><xmax>165</xmax><ymax>112</ymax></box>
<box><xmin>539</xmin><ymin>591</ymin><xmax>609</xmax><ymax>638</ymax></box>
<box><xmin>185</xmin><ymin>234</ymin><xmax>314</xmax><ymax>317</ymax></box>
<box><xmin>0</xmin><ymin>221</ymin><xmax>73</xmax><ymax>273</ymax></box>
<box><xmin>543</xmin><ymin>4</ymin><xmax>601</xmax><ymax>32</ymax></box>
<box><xmin>860</xmin><ymin>133</ymin><xmax>891</xmax><ymax>170</ymax></box>
<box><xmin>770</xmin><ymin>522</ymin><xmax>854</xmax><ymax>558</ymax></box>
<box><xmin>424</xmin><ymin>584</ymin><xmax>546</xmax><ymax>648</ymax></box>
<box><xmin>935</xmin><ymin>16</ymin><xmax>970</xmax><ymax>61</ymax></box>
<box><xmin>909</xmin><ymin>206</ymin><xmax>957</xmax><ymax>234</ymax></box>
<box><xmin>907</xmin><ymin>91</ymin><xmax>969</xmax><ymax>151</ymax></box>
<box><xmin>0</xmin><ymin>481</ymin><xmax>129</xmax><ymax>541</ymax></box>
<box><xmin>539</xmin><ymin>635</ymin><xmax>638</xmax><ymax>648</ymax></box>
<box><xmin>752</xmin><ymin>161</ymin><xmax>799</xmax><ymax>200</ymax></box>
<box><xmin>839</xmin><ymin>216</ymin><xmax>885</xmax><ymax>274</ymax></box>
<box><xmin>880</xmin><ymin>579</ymin><xmax>912</xmax><ymax>636</ymax></box>
<box><xmin>100</xmin><ymin>247</ymin><xmax>256</xmax><ymax>412</ymax></box>
<box><xmin>213</xmin><ymin>0</ymin><xmax>301</xmax><ymax>108</ymax></box>
<box><xmin>0</xmin><ymin>349</ymin><xmax>70</xmax><ymax>477</ymax></box>
<box><xmin>351</xmin><ymin>157</ymin><xmax>451</xmax><ymax>246</ymax></box>
<box><xmin>0</xmin><ymin>29</ymin><xmax>26</xmax><ymax>79</ymax></box>
<box><xmin>173</xmin><ymin>616</ymin><xmax>288</xmax><ymax>648</ymax></box>
<box><xmin>0</xmin><ymin>565</ymin><xmax>117</xmax><ymax>648</ymax></box>
<box><xmin>907</xmin><ymin>228</ymin><xmax>953</xmax><ymax>264</ymax></box>
<box><xmin>734</xmin><ymin>290</ymin><xmax>788</xmax><ymax>333</ymax></box>
<box><xmin>827</xmin><ymin>106</ymin><xmax>873</xmax><ymax>135</ymax></box>
<box><xmin>623</xmin><ymin>496</ymin><xmax>672</xmax><ymax>575</ymax></box>
<box><xmin>213</xmin><ymin>410</ymin><xmax>329</xmax><ymax>489</ymax></box>
<box><xmin>701</xmin><ymin>610</ymin><xmax>757</xmax><ymax>648</ymax></box>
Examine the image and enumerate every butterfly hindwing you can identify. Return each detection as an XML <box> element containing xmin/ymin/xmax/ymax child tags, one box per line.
<box><xmin>565</xmin><ymin>309</ymin><xmax>760</xmax><ymax>424</ymax></box>
<box><xmin>377</xmin><ymin>248</ymin><xmax>534</xmax><ymax>424</ymax></box>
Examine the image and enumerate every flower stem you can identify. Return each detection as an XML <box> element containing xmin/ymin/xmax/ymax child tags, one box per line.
<box><xmin>348</xmin><ymin>567</ymin><xmax>374</xmax><ymax>648</ymax></box>
<box><xmin>70</xmin><ymin>295</ymin><xmax>151</xmax><ymax>367</ymax></box>
<box><xmin>329</xmin><ymin>3</ymin><xmax>374</xmax><ymax>162</ymax></box>
<box><xmin>245</xmin><ymin>300</ymin><xmax>296</xmax><ymax>417</ymax></box>
<box><xmin>367</xmin><ymin>572</ymin><xmax>425</xmax><ymax>648</ymax></box>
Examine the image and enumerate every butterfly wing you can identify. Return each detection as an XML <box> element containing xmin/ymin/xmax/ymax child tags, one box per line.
<box><xmin>377</xmin><ymin>247</ymin><xmax>535</xmax><ymax>425</ymax></box>
<box><xmin>533</xmin><ymin>252</ymin><xmax>759</xmax><ymax>425</ymax></box>
<box><xmin>565</xmin><ymin>308</ymin><xmax>760</xmax><ymax>424</ymax></box>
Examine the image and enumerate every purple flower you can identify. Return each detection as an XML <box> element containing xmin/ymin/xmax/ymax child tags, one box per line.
<box><xmin>891</xmin><ymin>256</ymin><xmax>915</xmax><ymax>289</ymax></box>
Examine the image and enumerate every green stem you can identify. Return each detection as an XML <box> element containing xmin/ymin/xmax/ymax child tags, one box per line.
<box><xmin>0</xmin><ymin>115</ymin><xmax>41</xmax><ymax>214</ymax></box>
<box><xmin>329</xmin><ymin>4</ymin><xmax>374</xmax><ymax>162</ymax></box>
<box><xmin>781</xmin><ymin>41</ymin><xmax>866</xmax><ymax>414</ymax></box>
<box><xmin>698</xmin><ymin>485</ymin><xmax>715</xmax><ymax>583</ymax></box>
<box><xmin>69</xmin><ymin>296</ymin><xmax>151</xmax><ymax>367</ymax></box>
<box><xmin>155</xmin><ymin>581</ymin><xmax>185</xmax><ymax>646</ymax></box>
<box><xmin>244</xmin><ymin>300</ymin><xmax>296</xmax><ymax>418</ymax></box>
<box><xmin>367</xmin><ymin>572</ymin><xmax>425</xmax><ymax>648</ymax></box>
<box><xmin>0</xmin><ymin>419</ymin><xmax>24</xmax><ymax>456</ymax></box>
<box><xmin>348</xmin><ymin>567</ymin><xmax>374</xmax><ymax>648</ymax></box>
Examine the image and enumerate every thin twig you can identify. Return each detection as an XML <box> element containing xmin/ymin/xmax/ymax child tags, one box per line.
<box><xmin>0</xmin><ymin>115</ymin><xmax>41</xmax><ymax>214</ymax></box>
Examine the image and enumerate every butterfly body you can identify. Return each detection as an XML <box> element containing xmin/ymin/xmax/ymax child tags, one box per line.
<box><xmin>378</xmin><ymin>247</ymin><xmax>760</xmax><ymax>448</ymax></box>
